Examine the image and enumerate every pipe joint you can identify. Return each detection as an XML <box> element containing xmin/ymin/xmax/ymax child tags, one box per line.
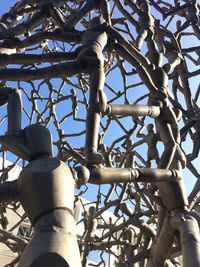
<box><xmin>130</xmin><ymin>168</ymin><xmax>140</xmax><ymax>181</ymax></box>
<box><xmin>148</xmin><ymin>105</ymin><xmax>160</xmax><ymax>118</ymax></box>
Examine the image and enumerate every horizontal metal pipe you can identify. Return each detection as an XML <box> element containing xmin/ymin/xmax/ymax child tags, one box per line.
<box><xmin>108</xmin><ymin>104</ymin><xmax>160</xmax><ymax>118</ymax></box>
<box><xmin>89</xmin><ymin>167</ymin><xmax>133</xmax><ymax>184</ymax></box>
<box><xmin>137</xmin><ymin>168</ymin><xmax>182</xmax><ymax>182</ymax></box>
<box><xmin>0</xmin><ymin>52</ymin><xmax>78</xmax><ymax>65</ymax></box>
<box><xmin>88</xmin><ymin>167</ymin><xmax>181</xmax><ymax>184</ymax></box>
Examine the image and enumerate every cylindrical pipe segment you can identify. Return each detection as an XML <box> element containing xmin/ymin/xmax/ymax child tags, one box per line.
<box><xmin>88</xmin><ymin>167</ymin><xmax>181</xmax><ymax>184</ymax></box>
<box><xmin>108</xmin><ymin>104</ymin><xmax>160</xmax><ymax>118</ymax></box>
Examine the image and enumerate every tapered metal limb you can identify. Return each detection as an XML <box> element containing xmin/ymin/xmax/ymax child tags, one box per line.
<box><xmin>7</xmin><ymin>88</ymin><xmax>22</xmax><ymax>136</ymax></box>
<box><xmin>187</xmin><ymin>138</ymin><xmax>200</xmax><ymax>161</ymax></box>
<box><xmin>76</xmin><ymin>16</ymin><xmax>108</xmax><ymax>165</ymax></box>
<box><xmin>170</xmin><ymin>212</ymin><xmax>200</xmax><ymax>267</ymax></box>
<box><xmin>88</xmin><ymin>166</ymin><xmax>182</xmax><ymax>185</ymax></box>
<box><xmin>153</xmin><ymin>215</ymin><xmax>176</xmax><ymax>267</ymax></box>
<box><xmin>155</xmin><ymin>117</ymin><xmax>177</xmax><ymax>170</ymax></box>
<box><xmin>188</xmin><ymin>178</ymin><xmax>200</xmax><ymax>210</ymax></box>
<box><xmin>0</xmin><ymin>87</ymin><xmax>22</xmax><ymax>135</ymax></box>
<box><xmin>113</xmin><ymin>42</ymin><xmax>158</xmax><ymax>93</ymax></box>
<box><xmin>0</xmin><ymin>61</ymin><xmax>84</xmax><ymax>81</ymax></box>
<box><xmin>123</xmin><ymin>1</ymin><xmax>155</xmax><ymax>50</ymax></box>
<box><xmin>85</xmin><ymin>66</ymin><xmax>105</xmax><ymax>165</ymax></box>
<box><xmin>156</xmin><ymin>208</ymin><xmax>167</xmax><ymax>239</ymax></box>
<box><xmin>137</xmin><ymin>123</ymin><xmax>159</xmax><ymax>168</ymax></box>
<box><xmin>154</xmin><ymin>114</ymin><xmax>188</xmax><ymax>211</ymax></box>
<box><xmin>152</xmin><ymin>160</ymin><xmax>188</xmax><ymax>266</ymax></box>
<box><xmin>189</xmin><ymin>211</ymin><xmax>200</xmax><ymax>227</ymax></box>
<box><xmin>178</xmin><ymin>63</ymin><xmax>194</xmax><ymax>110</ymax></box>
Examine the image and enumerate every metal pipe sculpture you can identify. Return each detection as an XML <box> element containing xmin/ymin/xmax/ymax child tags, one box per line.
<box><xmin>0</xmin><ymin>89</ymin><xmax>90</xmax><ymax>266</ymax></box>
<box><xmin>0</xmin><ymin>86</ymin><xmax>190</xmax><ymax>267</ymax></box>
<box><xmin>136</xmin><ymin>123</ymin><xmax>159</xmax><ymax>168</ymax></box>
<box><xmin>78</xmin><ymin>16</ymin><xmax>108</xmax><ymax>165</ymax></box>
<box><xmin>103</xmin><ymin>50</ymin><xmax>200</xmax><ymax>267</ymax></box>
<box><xmin>0</xmin><ymin>1</ymin><xmax>200</xmax><ymax>267</ymax></box>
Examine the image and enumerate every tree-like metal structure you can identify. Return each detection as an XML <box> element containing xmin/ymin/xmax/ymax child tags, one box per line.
<box><xmin>0</xmin><ymin>0</ymin><xmax>199</xmax><ymax>266</ymax></box>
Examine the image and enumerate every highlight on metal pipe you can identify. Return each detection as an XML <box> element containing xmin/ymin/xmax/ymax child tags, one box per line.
<box><xmin>107</xmin><ymin>104</ymin><xmax>160</xmax><ymax>118</ymax></box>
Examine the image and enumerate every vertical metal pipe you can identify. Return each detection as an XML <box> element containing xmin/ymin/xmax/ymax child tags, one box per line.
<box><xmin>153</xmin><ymin>216</ymin><xmax>176</xmax><ymax>267</ymax></box>
<box><xmin>7</xmin><ymin>89</ymin><xmax>22</xmax><ymax>135</ymax></box>
<box><xmin>178</xmin><ymin>215</ymin><xmax>200</xmax><ymax>267</ymax></box>
<box><xmin>85</xmin><ymin>66</ymin><xmax>105</xmax><ymax>160</ymax></box>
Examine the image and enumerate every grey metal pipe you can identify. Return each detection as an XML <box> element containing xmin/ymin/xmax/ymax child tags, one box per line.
<box><xmin>89</xmin><ymin>167</ymin><xmax>133</xmax><ymax>184</ymax></box>
<box><xmin>88</xmin><ymin>167</ymin><xmax>181</xmax><ymax>184</ymax></box>
<box><xmin>108</xmin><ymin>104</ymin><xmax>160</xmax><ymax>118</ymax></box>
<box><xmin>178</xmin><ymin>215</ymin><xmax>200</xmax><ymax>267</ymax></box>
<box><xmin>153</xmin><ymin>215</ymin><xmax>176</xmax><ymax>267</ymax></box>
<box><xmin>7</xmin><ymin>89</ymin><xmax>22</xmax><ymax>135</ymax></box>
